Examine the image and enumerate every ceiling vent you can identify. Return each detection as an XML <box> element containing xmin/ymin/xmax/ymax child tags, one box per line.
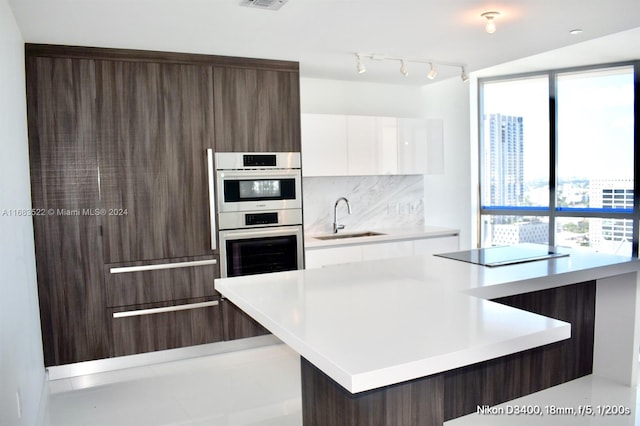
<box><xmin>240</xmin><ymin>0</ymin><xmax>288</xmax><ymax>11</ymax></box>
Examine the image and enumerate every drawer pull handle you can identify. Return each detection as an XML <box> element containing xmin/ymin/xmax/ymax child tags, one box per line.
<box><xmin>112</xmin><ymin>300</ymin><xmax>219</xmax><ymax>318</ymax></box>
<box><xmin>110</xmin><ymin>259</ymin><xmax>217</xmax><ymax>274</ymax></box>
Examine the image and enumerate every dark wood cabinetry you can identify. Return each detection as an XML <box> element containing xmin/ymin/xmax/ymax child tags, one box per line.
<box><xmin>25</xmin><ymin>44</ymin><xmax>301</xmax><ymax>366</ymax></box>
<box><xmin>26</xmin><ymin>55</ymin><xmax>110</xmax><ymax>366</ymax></box>
<box><xmin>96</xmin><ymin>60</ymin><xmax>216</xmax><ymax>263</ymax></box>
<box><xmin>105</xmin><ymin>256</ymin><xmax>220</xmax><ymax>307</ymax></box>
<box><xmin>221</xmin><ymin>299</ymin><xmax>270</xmax><ymax>341</ymax></box>
<box><xmin>214</xmin><ymin>66</ymin><xmax>301</xmax><ymax>152</ymax></box>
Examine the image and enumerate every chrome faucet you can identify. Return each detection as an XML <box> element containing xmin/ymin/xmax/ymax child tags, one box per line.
<box><xmin>333</xmin><ymin>197</ymin><xmax>352</xmax><ymax>233</ymax></box>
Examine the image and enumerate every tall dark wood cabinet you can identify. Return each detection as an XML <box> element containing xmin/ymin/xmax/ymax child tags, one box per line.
<box><xmin>213</xmin><ymin>65</ymin><xmax>301</xmax><ymax>152</ymax></box>
<box><xmin>26</xmin><ymin>55</ymin><xmax>110</xmax><ymax>366</ymax></box>
<box><xmin>95</xmin><ymin>59</ymin><xmax>223</xmax><ymax>355</ymax></box>
<box><xmin>25</xmin><ymin>44</ymin><xmax>301</xmax><ymax>366</ymax></box>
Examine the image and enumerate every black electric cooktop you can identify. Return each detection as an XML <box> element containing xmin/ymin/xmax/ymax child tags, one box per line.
<box><xmin>435</xmin><ymin>244</ymin><xmax>570</xmax><ymax>267</ymax></box>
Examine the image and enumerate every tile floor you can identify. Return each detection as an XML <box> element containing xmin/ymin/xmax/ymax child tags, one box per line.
<box><xmin>44</xmin><ymin>344</ymin><xmax>302</xmax><ymax>426</ymax></box>
<box><xmin>44</xmin><ymin>343</ymin><xmax>640</xmax><ymax>426</ymax></box>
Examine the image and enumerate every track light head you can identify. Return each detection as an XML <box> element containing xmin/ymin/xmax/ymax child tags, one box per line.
<box><xmin>460</xmin><ymin>66</ymin><xmax>469</xmax><ymax>82</ymax></box>
<box><xmin>427</xmin><ymin>63</ymin><xmax>437</xmax><ymax>80</ymax></box>
<box><xmin>356</xmin><ymin>54</ymin><xmax>366</xmax><ymax>74</ymax></box>
<box><xmin>481</xmin><ymin>11</ymin><xmax>500</xmax><ymax>34</ymax></box>
<box><xmin>400</xmin><ymin>60</ymin><xmax>409</xmax><ymax>77</ymax></box>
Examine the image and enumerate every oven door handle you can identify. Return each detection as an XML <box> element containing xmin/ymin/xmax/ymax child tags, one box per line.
<box><xmin>216</xmin><ymin>169</ymin><xmax>301</xmax><ymax>179</ymax></box>
<box><xmin>207</xmin><ymin>148</ymin><xmax>217</xmax><ymax>251</ymax></box>
<box><xmin>220</xmin><ymin>226</ymin><xmax>302</xmax><ymax>240</ymax></box>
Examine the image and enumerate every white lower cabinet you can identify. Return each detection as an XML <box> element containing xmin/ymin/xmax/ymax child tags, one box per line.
<box><xmin>361</xmin><ymin>241</ymin><xmax>413</xmax><ymax>261</ymax></box>
<box><xmin>305</xmin><ymin>235</ymin><xmax>459</xmax><ymax>268</ymax></box>
<box><xmin>305</xmin><ymin>245</ymin><xmax>362</xmax><ymax>269</ymax></box>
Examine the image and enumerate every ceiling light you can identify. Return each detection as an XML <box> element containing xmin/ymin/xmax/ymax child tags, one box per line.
<box><xmin>569</xmin><ymin>29</ymin><xmax>583</xmax><ymax>35</ymax></box>
<box><xmin>239</xmin><ymin>0</ymin><xmax>288</xmax><ymax>11</ymax></box>
<box><xmin>460</xmin><ymin>66</ymin><xmax>469</xmax><ymax>82</ymax></box>
<box><xmin>356</xmin><ymin>54</ymin><xmax>366</xmax><ymax>74</ymax></box>
<box><xmin>400</xmin><ymin>60</ymin><xmax>409</xmax><ymax>76</ymax></box>
<box><xmin>481</xmin><ymin>11</ymin><xmax>500</xmax><ymax>34</ymax></box>
<box><xmin>427</xmin><ymin>63</ymin><xmax>437</xmax><ymax>80</ymax></box>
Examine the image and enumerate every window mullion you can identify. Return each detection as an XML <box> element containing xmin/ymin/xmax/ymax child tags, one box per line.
<box><xmin>549</xmin><ymin>72</ymin><xmax>557</xmax><ymax>247</ymax></box>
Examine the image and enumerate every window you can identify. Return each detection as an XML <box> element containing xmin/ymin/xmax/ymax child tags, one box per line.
<box><xmin>479</xmin><ymin>63</ymin><xmax>638</xmax><ymax>256</ymax></box>
<box><xmin>481</xmin><ymin>76</ymin><xmax>549</xmax><ymax>209</ymax></box>
<box><xmin>557</xmin><ymin>67</ymin><xmax>635</xmax><ymax>213</ymax></box>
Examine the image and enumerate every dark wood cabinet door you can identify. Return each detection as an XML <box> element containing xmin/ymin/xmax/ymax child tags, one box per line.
<box><xmin>96</xmin><ymin>61</ymin><xmax>216</xmax><ymax>263</ymax></box>
<box><xmin>213</xmin><ymin>67</ymin><xmax>301</xmax><ymax>152</ymax></box>
<box><xmin>26</xmin><ymin>56</ymin><xmax>110</xmax><ymax>366</ymax></box>
<box><xmin>109</xmin><ymin>296</ymin><xmax>224</xmax><ymax>357</ymax></box>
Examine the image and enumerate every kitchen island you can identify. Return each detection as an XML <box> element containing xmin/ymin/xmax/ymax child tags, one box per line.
<box><xmin>214</xmin><ymin>245</ymin><xmax>640</xmax><ymax>425</ymax></box>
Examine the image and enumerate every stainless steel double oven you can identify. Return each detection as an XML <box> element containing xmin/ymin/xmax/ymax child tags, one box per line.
<box><xmin>215</xmin><ymin>152</ymin><xmax>304</xmax><ymax>278</ymax></box>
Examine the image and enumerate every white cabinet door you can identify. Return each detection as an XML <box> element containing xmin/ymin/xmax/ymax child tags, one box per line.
<box><xmin>346</xmin><ymin>115</ymin><xmax>378</xmax><ymax>175</ymax></box>
<box><xmin>361</xmin><ymin>241</ymin><xmax>413</xmax><ymax>261</ymax></box>
<box><xmin>397</xmin><ymin>118</ymin><xmax>444</xmax><ymax>174</ymax></box>
<box><xmin>412</xmin><ymin>236</ymin><xmax>459</xmax><ymax>256</ymax></box>
<box><xmin>301</xmin><ymin>114</ymin><xmax>348</xmax><ymax>176</ymax></box>
<box><xmin>305</xmin><ymin>246</ymin><xmax>362</xmax><ymax>269</ymax></box>
<box><xmin>377</xmin><ymin>117</ymin><xmax>398</xmax><ymax>175</ymax></box>
<box><xmin>346</xmin><ymin>116</ymin><xmax>397</xmax><ymax>175</ymax></box>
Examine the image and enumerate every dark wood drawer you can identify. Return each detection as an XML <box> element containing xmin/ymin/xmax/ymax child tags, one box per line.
<box><xmin>109</xmin><ymin>296</ymin><xmax>223</xmax><ymax>357</ymax></box>
<box><xmin>105</xmin><ymin>256</ymin><xmax>219</xmax><ymax>307</ymax></box>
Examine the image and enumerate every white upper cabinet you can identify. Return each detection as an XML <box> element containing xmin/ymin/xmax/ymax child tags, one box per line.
<box><xmin>346</xmin><ymin>115</ymin><xmax>377</xmax><ymax>175</ymax></box>
<box><xmin>376</xmin><ymin>117</ymin><xmax>400</xmax><ymax>175</ymax></box>
<box><xmin>301</xmin><ymin>113</ymin><xmax>443</xmax><ymax>177</ymax></box>
<box><xmin>301</xmin><ymin>114</ymin><xmax>348</xmax><ymax>176</ymax></box>
<box><xmin>346</xmin><ymin>116</ymin><xmax>399</xmax><ymax>175</ymax></box>
<box><xmin>397</xmin><ymin>118</ymin><xmax>444</xmax><ymax>175</ymax></box>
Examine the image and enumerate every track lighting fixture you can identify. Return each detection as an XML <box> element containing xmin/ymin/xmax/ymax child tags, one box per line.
<box><xmin>460</xmin><ymin>66</ymin><xmax>469</xmax><ymax>82</ymax></box>
<box><xmin>400</xmin><ymin>60</ymin><xmax>409</xmax><ymax>77</ymax></box>
<box><xmin>354</xmin><ymin>53</ymin><xmax>468</xmax><ymax>83</ymax></box>
<box><xmin>427</xmin><ymin>63</ymin><xmax>437</xmax><ymax>80</ymax></box>
<box><xmin>481</xmin><ymin>11</ymin><xmax>500</xmax><ymax>34</ymax></box>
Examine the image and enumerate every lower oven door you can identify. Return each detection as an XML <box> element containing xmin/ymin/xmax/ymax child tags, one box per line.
<box><xmin>219</xmin><ymin>225</ymin><xmax>304</xmax><ymax>278</ymax></box>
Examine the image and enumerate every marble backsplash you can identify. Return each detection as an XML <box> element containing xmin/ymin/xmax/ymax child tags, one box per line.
<box><xmin>302</xmin><ymin>175</ymin><xmax>424</xmax><ymax>235</ymax></box>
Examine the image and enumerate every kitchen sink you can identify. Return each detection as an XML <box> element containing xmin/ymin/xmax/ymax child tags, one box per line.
<box><xmin>313</xmin><ymin>231</ymin><xmax>386</xmax><ymax>240</ymax></box>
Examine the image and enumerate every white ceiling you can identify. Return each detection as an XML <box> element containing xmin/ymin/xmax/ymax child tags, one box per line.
<box><xmin>8</xmin><ymin>0</ymin><xmax>640</xmax><ymax>85</ymax></box>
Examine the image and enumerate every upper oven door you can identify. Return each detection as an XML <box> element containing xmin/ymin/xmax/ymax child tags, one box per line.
<box><xmin>216</xmin><ymin>169</ymin><xmax>302</xmax><ymax>212</ymax></box>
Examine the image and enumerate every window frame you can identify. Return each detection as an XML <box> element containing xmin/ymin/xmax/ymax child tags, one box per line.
<box><xmin>477</xmin><ymin>61</ymin><xmax>640</xmax><ymax>256</ymax></box>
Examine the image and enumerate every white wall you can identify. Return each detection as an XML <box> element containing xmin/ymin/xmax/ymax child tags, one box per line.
<box><xmin>300</xmin><ymin>77</ymin><xmax>428</xmax><ymax>117</ymax></box>
<box><xmin>421</xmin><ymin>78</ymin><xmax>473</xmax><ymax>249</ymax></box>
<box><xmin>0</xmin><ymin>1</ymin><xmax>46</xmax><ymax>424</ymax></box>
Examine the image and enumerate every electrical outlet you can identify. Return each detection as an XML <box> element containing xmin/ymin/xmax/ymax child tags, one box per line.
<box><xmin>16</xmin><ymin>389</ymin><xmax>22</xmax><ymax>420</ymax></box>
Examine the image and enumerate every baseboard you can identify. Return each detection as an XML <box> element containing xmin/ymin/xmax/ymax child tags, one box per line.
<box><xmin>47</xmin><ymin>335</ymin><xmax>281</xmax><ymax>380</ymax></box>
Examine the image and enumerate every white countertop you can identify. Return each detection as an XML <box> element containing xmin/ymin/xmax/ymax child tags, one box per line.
<box><xmin>304</xmin><ymin>225</ymin><xmax>459</xmax><ymax>249</ymax></box>
<box><xmin>215</xmin><ymin>245</ymin><xmax>640</xmax><ymax>394</ymax></box>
